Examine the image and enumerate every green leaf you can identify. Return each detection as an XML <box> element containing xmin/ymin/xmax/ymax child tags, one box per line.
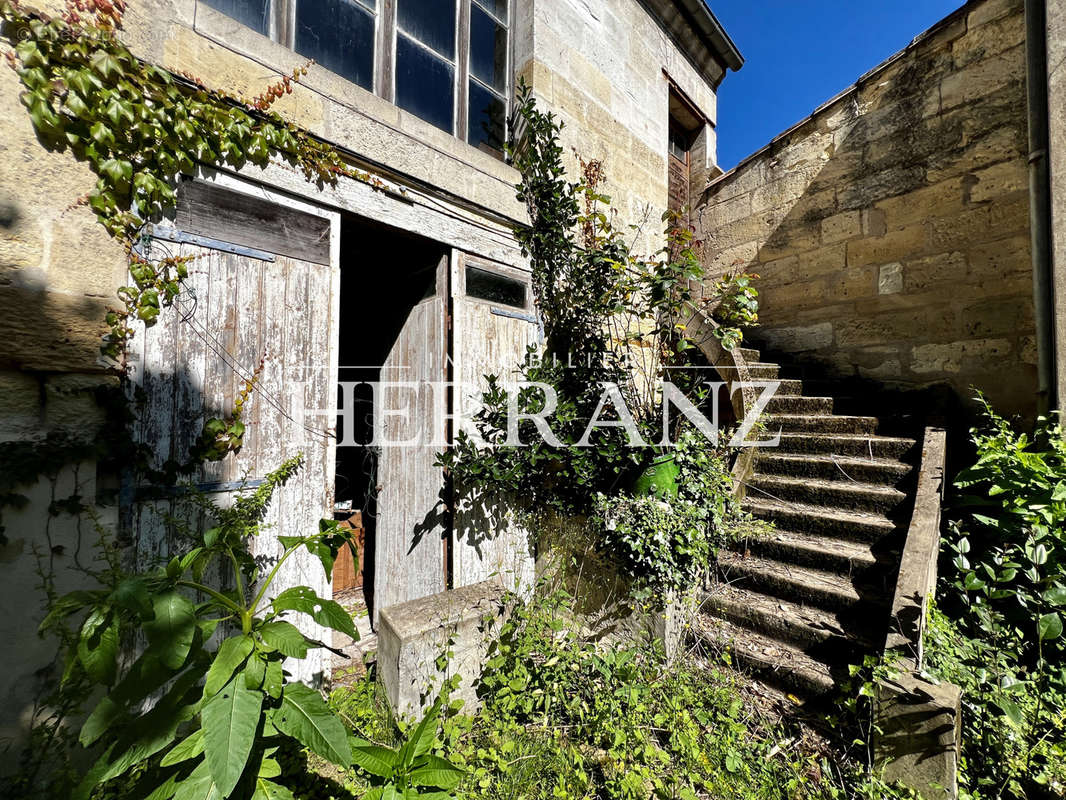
<box><xmin>259</xmin><ymin>620</ymin><xmax>310</xmax><ymax>658</ymax></box>
<box><xmin>1044</xmin><ymin>585</ymin><xmax>1066</xmax><ymax>607</ymax></box>
<box><xmin>90</xmin><ymin>49</ymin><xmax>125</xmax><ymax>80</ymax></box>
<box><xmin>77</xmin><ymin>607</ymin><xmax>119</xmax><ymax>685</ymax></box>
<box><xmin>99</xmin><ymin>158</ymin><xmax>133</xmax><ymax>189</ymax></box>
<box><xmin>272</xmin><ymin>586</ymin><xmax>359</xmax><ymax>641</ymax></box>
<box><xmin>111</xmin><ymin>577</ymin><xmax>153</xmax><ymax>618</ymax></box>
<box><xmin>409</xmin><ymin>754</ymin><xmax>464</xmax><ymax>789</ymax></box>
<box><xmin>263</xmin><ymin>658</ymin><xmax>284</xmax><ymax>699</ymax></box>
<box><xmin>205</xmin><ymin>635</ymin><xmax>254</xmax><ymax>698</ymax></box>
<box><xmin>252</xmin><ymin>779</ymin><xmax>296</xmax><ymax>800</ymax></box>
<box><xmin>172</xmin><ymin>759</ymin><xmax>222</xmax><ymax>800</ymax></box>
<box><xmin>272</xmin><ymin>683</ymin><xmax>351</xmax><ymax>766</ymax></box>
<box><xmin>160</xmin><ymin>729</ymin><xmax>205</xmax><ymax>767</ymax></box>
<box><xmin>144</xmin><ymin>591</ymin><xmax>197</xmax><ymax>669</ymax></box>
<box><xmin>80</xmin><ymin>696</ymin><xmax>123</xmax><ymax>747</ymax></box>
<box><xmin>202</xmin><ymin>673</ymin><xmax>263</xmax><ymax>797</ymax></box>
<box><xmin>1038</xmin><ymin>612</ymin><xmax>1063</xmax><ymax>642</ymax></box>
<box><xmin>350</xmin><ymin>744</ymin><xmax>400</xmax><ymax>778</ymax></box>
<box><xmin>995</xmin><ymin>696</ymin><xmax>1025</xmax><ymax>729</ymax></box>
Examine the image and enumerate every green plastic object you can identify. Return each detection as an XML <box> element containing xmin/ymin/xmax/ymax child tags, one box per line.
<box><xmin>631</xmin><ymin>452</ymin><xmax>680</xmax><ymax>499</ymax></box>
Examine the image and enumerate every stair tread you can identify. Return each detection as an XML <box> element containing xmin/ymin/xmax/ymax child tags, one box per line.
<box><xmin>718</xmin><ymin>550</ymin><xmax>868</xmax><ymax>604</ymax></box>
<box><xmin>756</xmin><ymin>452</ymin><xmax>912</xmax><ymax>471</ymax></box>
<box><xmin>766</xmin><ymin>413</ymin><xmax>879</xmax><ymax>423</ymax></box>
<box><xmin>696</xmin><ymin>616</ymin><xmax>837</xmax><ymax>695</ymax></box>
<box><xmin>742</xmin><ymin>497</ymin><xmax>899</xmax><ymax>531</ymax></box>
<box><xmin>738</xmin><ymin>528</ymin><xmax>882</xmax><ymax>567</ymax></box>
<box><xmin>704</xmin><ymin>583</ymin><xmax>878</xmax><ymax>648</ymax></box>
<box><xmin>750</xmin><ymin>474</ymin><xmax>907</xmax><ymax>499</ymax></box>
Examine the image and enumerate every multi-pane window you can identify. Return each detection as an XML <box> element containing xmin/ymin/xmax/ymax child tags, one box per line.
<box><xmin>200</xmin><ymin>0</ymin><xmax>510</xmax><ymax>157</ymax></box>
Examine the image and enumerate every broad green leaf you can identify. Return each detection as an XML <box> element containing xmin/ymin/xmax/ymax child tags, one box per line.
<box><xmin>111</xmin><ymin>577</ymin><xmax>153</xmax><ymax>618</ymax></box>
<box><xmin>272</xmin><ymin>586</ymin><xmax>359</xmax><ymax>641</ymax></box>
<box><xmin>409</xmin><ymin>754</ymin><xmax>464</xmax><ymax>789</ymax></box>
<box><xmin>78</xmin><ymin>607</ymin><xmax>119</xmax><ymax>685</ymax></box>
<box><xmin>407</xmin><ymin>701</ymin><xmax>441</xmax><ymax>763</ymax></box>
<box><xmin>263</xmin><ymin>658</ymin><xmax>284</xmax><ymax>699</ymax></box>
<box><xmin>160</xmin><ymin>728</ymin><xmax>205</xmax><ymax>767</ymax></box>
<box><xmin>272</xmin><ymin>683</ymin><xmax>350</xmax><ymax>766</ymax></box>
<box><xmin>144</xmin><ymin>591</ymin><xmax>197</xmax><ymax>669</ymax></box>
<box><xmin>1039</xmin><ymin>612</ymin><xmax>1063</xmax><ymax>642</ymax></box>
<box><xmin>259</xmin><ymin>620</ymin><xmax>310</xmax><ymax>658</ymax></box>
<box><xmin>1044</xmin><ymin>585</ymin><xmax>1066</xmax><ymax>607</ymax></box>
<box><xmin>173</xmin><ymin>759</ymin><xmax>222</xmax><ymax>800</ymax></box>
<box><xmin>350</xmin><ymin>744</ymin><xmax>400</xmax><ymax>778</ymax></box>
<box><xmin>79</xmin><ymin>696</ymin><xmax>123</xmax><ymax>747</ymax></box>
<box><xmin>252</xmin><ymin>778</ymin><xmax>296</xmax><ymax>800</ymax></box>
<box><xmin>205</xmin><ymin>635</ymin><xmax>254</xmax><ymax>698</ymax></box>
<box><xmin>202</xmin><ymin>674</ymin><xmax>263</xmax><ymax>797</ymax></box>
<box><xmin>995</xmin><ymin>696</ymin><xmax>1025</xmax><ymax>729</ymax></box>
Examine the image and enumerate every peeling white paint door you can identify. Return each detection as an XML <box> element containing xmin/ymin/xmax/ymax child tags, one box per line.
<box><xmin>123</xmin><ymin>174</ymin><xmax>340</xmax><ymax>686</ymax></box>
<box><xmin>449</xmin><ymin>251</ymin><xmax>538</xmax><ymax>594</ymax></box>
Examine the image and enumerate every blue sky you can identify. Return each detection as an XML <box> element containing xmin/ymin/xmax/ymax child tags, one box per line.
<box><xmin>709</xmin><ymin>1</ymin><xmax>965</xmax><ymax>170</ymax></box>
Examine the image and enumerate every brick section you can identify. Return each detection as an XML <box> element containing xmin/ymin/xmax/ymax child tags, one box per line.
<box><xmin>692</xmin><ymin>0</ymin><xmax>1036</xmax><ymax>417</ymax></box>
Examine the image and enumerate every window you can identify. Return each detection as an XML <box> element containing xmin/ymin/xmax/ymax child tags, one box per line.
<box><xmin>465</xmin><ymin>265</ymin><xmax>526</xmax><ymax>308</ymax></box>
<box><xmin>199</xmin><ymin>0</ymin><xmax>511</xmax><ymax>157</ymax></box>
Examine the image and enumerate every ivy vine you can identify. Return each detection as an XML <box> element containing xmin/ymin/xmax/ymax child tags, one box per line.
<box><xmin>1</xmin><ymin>0</ymin><xmax>389</xmax><ymax>361</ymax></box>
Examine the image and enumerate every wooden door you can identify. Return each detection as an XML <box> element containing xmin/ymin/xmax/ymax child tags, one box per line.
<box><xmin>450</xmin><ymin>252</ymin><xmax>539</xmax><ymax>593</ymax></box>
<box><xmin>124</xmin><ymin>175</ymin><xmax>340</xmax><ymax>685</ymax></box>
<box><xmin>372</xmin><ymin>254</ymin><xmax>449</xmax><ymax>621</ymax></box>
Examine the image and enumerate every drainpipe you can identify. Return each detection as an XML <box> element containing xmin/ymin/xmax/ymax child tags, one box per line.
<box><xmin>1026</xmin><ymin>0</ymin><xmax>1057</xmax><ymax>417</ymax></box>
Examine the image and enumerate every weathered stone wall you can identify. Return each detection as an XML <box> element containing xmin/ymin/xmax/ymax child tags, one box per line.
<box><xmin>1048</xmin><ymin>0</ymin><xmax>1066</xmax><ymax>409</ymax></box>
<box><xmin>517</xmin><ymin>0</ymin><xmax>721</xmax><ymax>253</ymax></box>
<box><xmin>693</xmin><ymin>0</ymin><xmax>1036</xmax><ymax>418</ymax></box>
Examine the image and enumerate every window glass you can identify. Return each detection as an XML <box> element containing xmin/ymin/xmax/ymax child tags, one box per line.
<box><xmin>202</xmin><ymin>0</ymin><xmax>269</xmax><ymax>35</ymax></box>
<box><xmin>465</xmin><ymin>266</ymin><xmax>526</xmax><ymax>308</ymax></box>
<box><xmin>397</xmin><ymin>0</ymin><xmax>456</xmax><ymax>59</ymax></box>
<box><xmin>473</xmin><ymin>0</ymin><xmax>507</xmax><ymax>22</ymax></box>
<box><xmin>396</xmin><ymin>35</ymin><xmax>455</xmax><ymax>132</ymax></box>
<box><xmin>295</xmin><ymin>0</ymin><xmax>376</xmax><ymax>91</ymax></box>
<box><xmin>469</xmin><ymin>5</ymin><xmax>507</xmax><ymax>93</ymax></box>
<box><xmin>468</xmin><ymin>81</ymin><xmax>505</xmax><ymax>153</ymax></box>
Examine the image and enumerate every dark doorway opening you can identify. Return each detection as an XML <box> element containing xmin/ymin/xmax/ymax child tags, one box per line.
<box><xmin>334</xmin><ymin>214</ymin><xmax>449</xmax><ymax>624</ymax></box>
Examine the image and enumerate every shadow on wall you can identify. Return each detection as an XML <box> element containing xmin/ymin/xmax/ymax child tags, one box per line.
<box><xmin>694</xmin><ymin>0</ymin><xmax>1037</xmax><ymax>422</ymax></box>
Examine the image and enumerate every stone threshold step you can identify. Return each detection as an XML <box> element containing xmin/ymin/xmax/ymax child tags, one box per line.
<box><xmin>771</xmin><ymin>433</ymin><xmax>917</xmax><ymax>459</ymax></box>
<box><xmin>764</xmin><ymin>414</ymin><xmax>880</xmax><ymax>434</ymax></box>
<box><xmin>742</xmin><ymin>497</ymin><xmax>900</xmax><ymax>542</ymax></box>
<box><xmin>732</xmin><ymin>527</ymin><xmax>888</xmax><ymax>574</ymax></box>
<box><xmin>717</xmin><ymin>550</ymin><xmax>884</xmax><ymax>611</ymax></box>
<box><xmin>703</xmin><ymin>582</ymin><xmax>880</xmax><ymax>655</ymax></box>
<box><xmin>694</xmin><ymin>616</ymin><xmax>837</xmax><ymax>697</ymax></box>
<box><xmin>753</xmin><ymin>452</ymin><xmax>913</xmax><ymax>484</ymax></box>
<box><xmin>746</xmin><ymin>474</ymin><xmax>908</xmax><ymax>515</ymax></box>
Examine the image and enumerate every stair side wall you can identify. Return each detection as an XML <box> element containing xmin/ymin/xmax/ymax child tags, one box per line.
<box><xmin>692</xmin><ymin>0</ymin><xmax>1036</xmax><ymax>419</ymax></box>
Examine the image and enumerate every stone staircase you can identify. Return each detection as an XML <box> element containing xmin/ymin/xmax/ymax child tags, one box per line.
<box><xmin>698</xmin><ymin>345</ymin><xmax>920</xmax><ymax>698</ymax></box>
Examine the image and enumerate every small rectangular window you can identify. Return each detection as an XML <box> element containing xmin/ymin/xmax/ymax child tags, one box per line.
<box><xmin>469</xmin><ymin>5</ymin><xmax>507</xmax><ymax>93</ymax></box>
<box><xmin>465</xmin><ymin>266</ymin><xmax>526</xmax><ymax>308</ymax></box>
<box><xmin>202</xmin><ymin>0</ymin><xmax>270</xmax><ymax>35</ymax></box>
<box><xmin>295</xmin><ymin>0</ymin><xmax>376</xmax><ymax>91</ymax></box>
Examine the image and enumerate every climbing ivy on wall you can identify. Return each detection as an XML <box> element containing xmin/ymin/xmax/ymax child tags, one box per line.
<box><xmin>0</xmin><ymin>0</ymin><xmax>386</xmax><ymax>361</ymax></box>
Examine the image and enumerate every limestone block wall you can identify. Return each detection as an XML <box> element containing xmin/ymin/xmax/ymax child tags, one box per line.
<box><xmin>1048</xmin><ymin>0</ymin><xmax>1066</xmax><ymax>408</ymax></box>
<box><xmin>692</xmin><ymin>0</ymin><xmax>1036</xmax><ymax>418</ymax></box>
<box><xmin>517</xmin><ymin>0</ymin><xmax>721</xmax><ymax>254</ymax></box>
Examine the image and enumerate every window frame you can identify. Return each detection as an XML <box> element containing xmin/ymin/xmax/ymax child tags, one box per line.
<box><xmin>206</xmin><ymin>0</ymin><xmax>511</xmax><ymax>157</ymax></box>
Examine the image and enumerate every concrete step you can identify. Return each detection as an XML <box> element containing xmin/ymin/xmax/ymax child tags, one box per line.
<box><xmin>745</xmin><ymin>362</ymin><xmax>781</xmax><ymax>379</ymax></box>
<box><xmin>735</xmin><ymin>347</ymin><xmax>761</xmax><ymax>362</ymax></box>
<box><xmin>753</xmin><ymin>452</ymin><xmax>913</xmax><ymax>485</ymax></box>
<box><xmin>747</xmin><ymin>475</ymin><xmax>909</xmax><ymax>515</ymax></box>
<box><xmin>773</xmin><ymin>433</ymin><xmax>917</xmax><ymax>459</ymax></box>
<box><xmin>703</xmin><ymin>583</ymin><xmax>878</xmax><ymax>656</ymax></box>
<box><xmin>742</xmin><ymin>497</ymin><xmax>900</xmax><ymax>542</ymax></box>
<box><xmin>734</xmin><ymin>528</ymin><xmax>888</xmax><ymax>575</ymax></box>
<box><xmin>764</xmin><ymin>414</ymin><xmax>879</xmax><ymax>435</ymax></box>
<box><xmin>695</xmin><ymin>616</ymin><xmax>837</xmax><ymax>697</ymax></box>
<box><xmin>717</xmin><ymin>551</ymin><xmax>881</xmax><ymax>612</ymax></box>
<box><xmin>764</xmin><ymin>395</ymin><xmax>834</xmax><ymax>415</ymax></box>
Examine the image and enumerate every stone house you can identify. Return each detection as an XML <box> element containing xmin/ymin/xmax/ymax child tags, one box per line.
<box><xmin>0</xmin><ymin>0</ymin><xmax>742</xmax><ymax>749</ymax></box>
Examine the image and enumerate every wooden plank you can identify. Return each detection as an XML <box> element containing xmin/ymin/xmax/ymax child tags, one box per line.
<box><xmin>451</xmin><ymin>252</ymin><xmax>537</xmax><ymax>594</ymax></box>
<box><xmin>373</xmin><ymin>254</ymin><xmax>448</xmax><ymax>622</ymax></box>
<box><xmin>177</xmin><ymin>180</ymin><xmax>332</xmax><ymax>266</ymax></box>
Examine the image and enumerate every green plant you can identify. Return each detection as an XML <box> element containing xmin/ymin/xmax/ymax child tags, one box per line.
<box><xmin>34</xmin><ymin>456</ymin><xmax>367</xmax><ymax>800</ymax></box>
<box><xmin>928</xmin><ymin>396</ymin><xmax>1066</xmax><ymax>798</ymax></box>
<box><xmin>349</xmin><ymin>700</ymin><xmax>464</xmax><ymax>800</ymax></box>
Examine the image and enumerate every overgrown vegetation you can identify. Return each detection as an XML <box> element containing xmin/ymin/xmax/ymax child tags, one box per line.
<box><xmin>319</xmin><ymin>589</ymin><xmax>918</xmax><ymax>800</ymax></box>
<box><xmin>927</xmin><ymin>395</ymin><xmax>1066</xmax><ymax>799</ymax></box>
<box><xmin>439</xmin><ymin>87</ymin><xmax>760</xmax><ymax>594</ymax></box>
